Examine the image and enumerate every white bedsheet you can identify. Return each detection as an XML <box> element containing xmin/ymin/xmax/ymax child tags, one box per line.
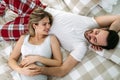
<box><xmin>99</xmin><ymin>0</ymin><xmax>118</xmax><ymax>12</ymax></box>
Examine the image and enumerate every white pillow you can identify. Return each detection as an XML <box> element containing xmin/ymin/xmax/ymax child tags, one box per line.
<box><xmin>41</xmin><ymin>0</ymin><xmax>100</xmax><ymax>15</ymax></box>
<box><xmin>41</xmin><ymin>0</ymin><xmax>70</xmax><ymax>11</ymax></box>
<box><xmin>94</xmin><ymin>32</ymin><xmax>120</xmax><ymax>66</ymax></box>
<box><xmin>64</xmin><ymin>0</ymin><xmax>100</xmax><ymax>15</ymax></box>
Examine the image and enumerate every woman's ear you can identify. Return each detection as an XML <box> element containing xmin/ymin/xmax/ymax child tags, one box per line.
<box><xmin>33</xmin><ymin>24</ymin><xmax>37</xmax><ymax>29</ymax></box>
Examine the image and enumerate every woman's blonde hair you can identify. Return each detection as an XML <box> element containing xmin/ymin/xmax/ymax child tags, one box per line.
<box><xmin>28</xmin><ymin>7</ymin><xmax>53</xmax><ymax>37</ymax></box>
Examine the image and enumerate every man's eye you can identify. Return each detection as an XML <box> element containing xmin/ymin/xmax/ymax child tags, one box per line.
<box><xmin>90</xmin><ymin>30</ymin><xmax>93</xmax><ymax>33</ymax></box>
<box><xmin>96</xmin><ymin>31</ymin><xmax>99</xmax><ymax>35</ymax></box>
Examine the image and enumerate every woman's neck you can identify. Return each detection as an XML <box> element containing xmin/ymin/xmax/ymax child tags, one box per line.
<box><xmin>29</xmin><ymin>35</ymin><xmax>47</xmax><ymax>45</ymax></box>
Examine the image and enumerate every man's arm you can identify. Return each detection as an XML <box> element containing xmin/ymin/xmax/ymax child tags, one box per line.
<box><xmin>27</xmin><ymin>55</ymin><xmax>79</xmax><ymax>77</ymax></box>
<box><xmin>95</xmin><ymin>15</ymin><xmax>120</xmax><ymax>32</ymax></box>
<box><xmin>40</xmin><ymin>55</ymin><xmax>79</xmax><ymax>77</ymax></box>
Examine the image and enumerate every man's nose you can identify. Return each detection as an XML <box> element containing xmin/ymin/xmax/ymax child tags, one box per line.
<box><xmin>89</xmin><ymin>33</ymin><xmax>95</xmax><ymax>37</ymax></box>
<box><xmin>89</xmin><ymin>33</ymin><xmax>95</xmax><ymax>39</ymax></box>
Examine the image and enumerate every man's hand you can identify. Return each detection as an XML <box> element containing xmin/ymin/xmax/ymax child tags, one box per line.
<box><xmin>91</xmin><ymin>45</ymin><xmax>103</xmax><ymax>51</ymax></box>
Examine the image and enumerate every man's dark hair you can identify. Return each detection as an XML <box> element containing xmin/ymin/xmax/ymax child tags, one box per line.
<box><xmin>101</xmin><ymin>30</ymin><xmax>119</xmax><ymax>50</ymax></box>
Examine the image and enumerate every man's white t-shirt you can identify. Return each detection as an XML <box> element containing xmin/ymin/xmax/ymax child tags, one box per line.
<box><xmin>45</xmin><ymin>7</ymin><xmax>99</xmax><ymax>61</ymax></box>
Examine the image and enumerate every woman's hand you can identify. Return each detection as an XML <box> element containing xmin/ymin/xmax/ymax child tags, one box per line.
<box><xmin>18</xmin><ymin>64</ymin><xmax>41</xmax><ymax>76</ymax></box>
<box><xmin>20</xmin><ymin>55</ymin><xmax>39</xmax><ymax>67</ymax></box>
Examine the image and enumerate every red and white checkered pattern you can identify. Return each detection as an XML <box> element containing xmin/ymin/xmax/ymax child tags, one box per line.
<box><xmin>0</xmin><ymin>0</ymin><xmax>46</xmax><ymax>41</ymax></box>
<box><xmin>0</xmin><ymin>4</ymin><xmax>6</xmax><ymax>16</ymax></box>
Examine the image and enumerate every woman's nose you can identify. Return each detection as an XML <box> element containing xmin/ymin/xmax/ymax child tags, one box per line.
<box><xmin>47</xmin><ymin>24</ymin><xmax>50</xmax><ymax>28</ymax></box>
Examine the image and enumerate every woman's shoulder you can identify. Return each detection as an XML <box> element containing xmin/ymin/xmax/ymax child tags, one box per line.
<box><xmin>20</xmin><ymin>34</ymin><xmax>29</xmax><ymax>39</ymax></box>
<box><xmin>48</xmin><ymin>34</ymin><xmax>60</xmax><ymax>44</ymax></box>
<box><xmin>49</xmin><ymin>34</ymin><xmax>57</xmax><ymax>40</ymax></box>
<box><xmin>18</xmin><ymin>34</ymin><xmax>29</xmax><ymax>42</ymax></box>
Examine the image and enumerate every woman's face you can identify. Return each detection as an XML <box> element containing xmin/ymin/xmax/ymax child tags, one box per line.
<box><xmin>84</xmin><ymin>28</ymin><xmax>109</xmax><ymax>46</ymax></box>
<box><xmin>34</xmin><ymin>17</ymin><xmax>51</xmax><ymax>36</ymax></box>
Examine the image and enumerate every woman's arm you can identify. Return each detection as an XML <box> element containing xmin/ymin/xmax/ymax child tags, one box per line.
<box><xmin>33</xmin><ymin>35</ymin><xmax>62</xmax><ymax>67</ymax></box>
<box><xmin>8</xmin><ymin>35</ymin><xmax>24</xmax><ymax>73</ymax></box>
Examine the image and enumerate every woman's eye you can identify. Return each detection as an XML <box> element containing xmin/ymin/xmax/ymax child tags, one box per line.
<box><xmin>43</xmin><ymin>23</ymin><xmax>46</xmax><ymax>26</ymax></box>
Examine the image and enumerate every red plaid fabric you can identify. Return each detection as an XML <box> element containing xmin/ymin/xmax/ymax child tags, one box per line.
<box><xmin>0</xmin><ymin>0</ymin><xmax>46</xmax><ymax>41</ymax></box>
<box><xmin>0</xmin><ymin>4</ymin><xmax>6</xmax><ymax>16</ymax></box>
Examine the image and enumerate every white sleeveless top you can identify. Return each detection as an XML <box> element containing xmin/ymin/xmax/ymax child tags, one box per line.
<box><xmin>11</xmin><ymin>35</ymin><xmax>52</xmax><ymax>80</ymax></box>
<box><xmin>21</xmin><ymin>35</ymin><xmax>52</xmax><ymax>66</ymax></box>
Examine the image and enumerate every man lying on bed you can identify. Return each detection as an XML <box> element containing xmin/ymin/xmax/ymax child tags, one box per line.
<box><xmin>23</xmin><ymin>8</ymin><xmax>120</xmax><ymax>77</ymax></box>
<box><xmin>1</xmin><ymin>0</ymin><xmax>120</xmax><ymax>77</ymax></box>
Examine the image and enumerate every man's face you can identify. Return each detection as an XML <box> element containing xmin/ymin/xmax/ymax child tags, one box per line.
<box><xmin>84</xmin><ymin>28</ymin><xmax>109</xmax><ymax>46</ymax></box>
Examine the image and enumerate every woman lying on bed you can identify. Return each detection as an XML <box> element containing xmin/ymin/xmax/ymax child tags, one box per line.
<box><xmin>8</xmin><ymin>7</ymin><xmax>62</xmax><ymax>80</ymax></box>
<box><xmin>1</xmin><ymin>0</ymin><xmax>120</xmax><ymax>77</ymax></box>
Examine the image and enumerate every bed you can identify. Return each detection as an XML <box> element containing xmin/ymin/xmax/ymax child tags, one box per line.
<box><xmin>0</xmin><ymin>0</ymin><xmax>120</xmax><ymax>80</ymax></box>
